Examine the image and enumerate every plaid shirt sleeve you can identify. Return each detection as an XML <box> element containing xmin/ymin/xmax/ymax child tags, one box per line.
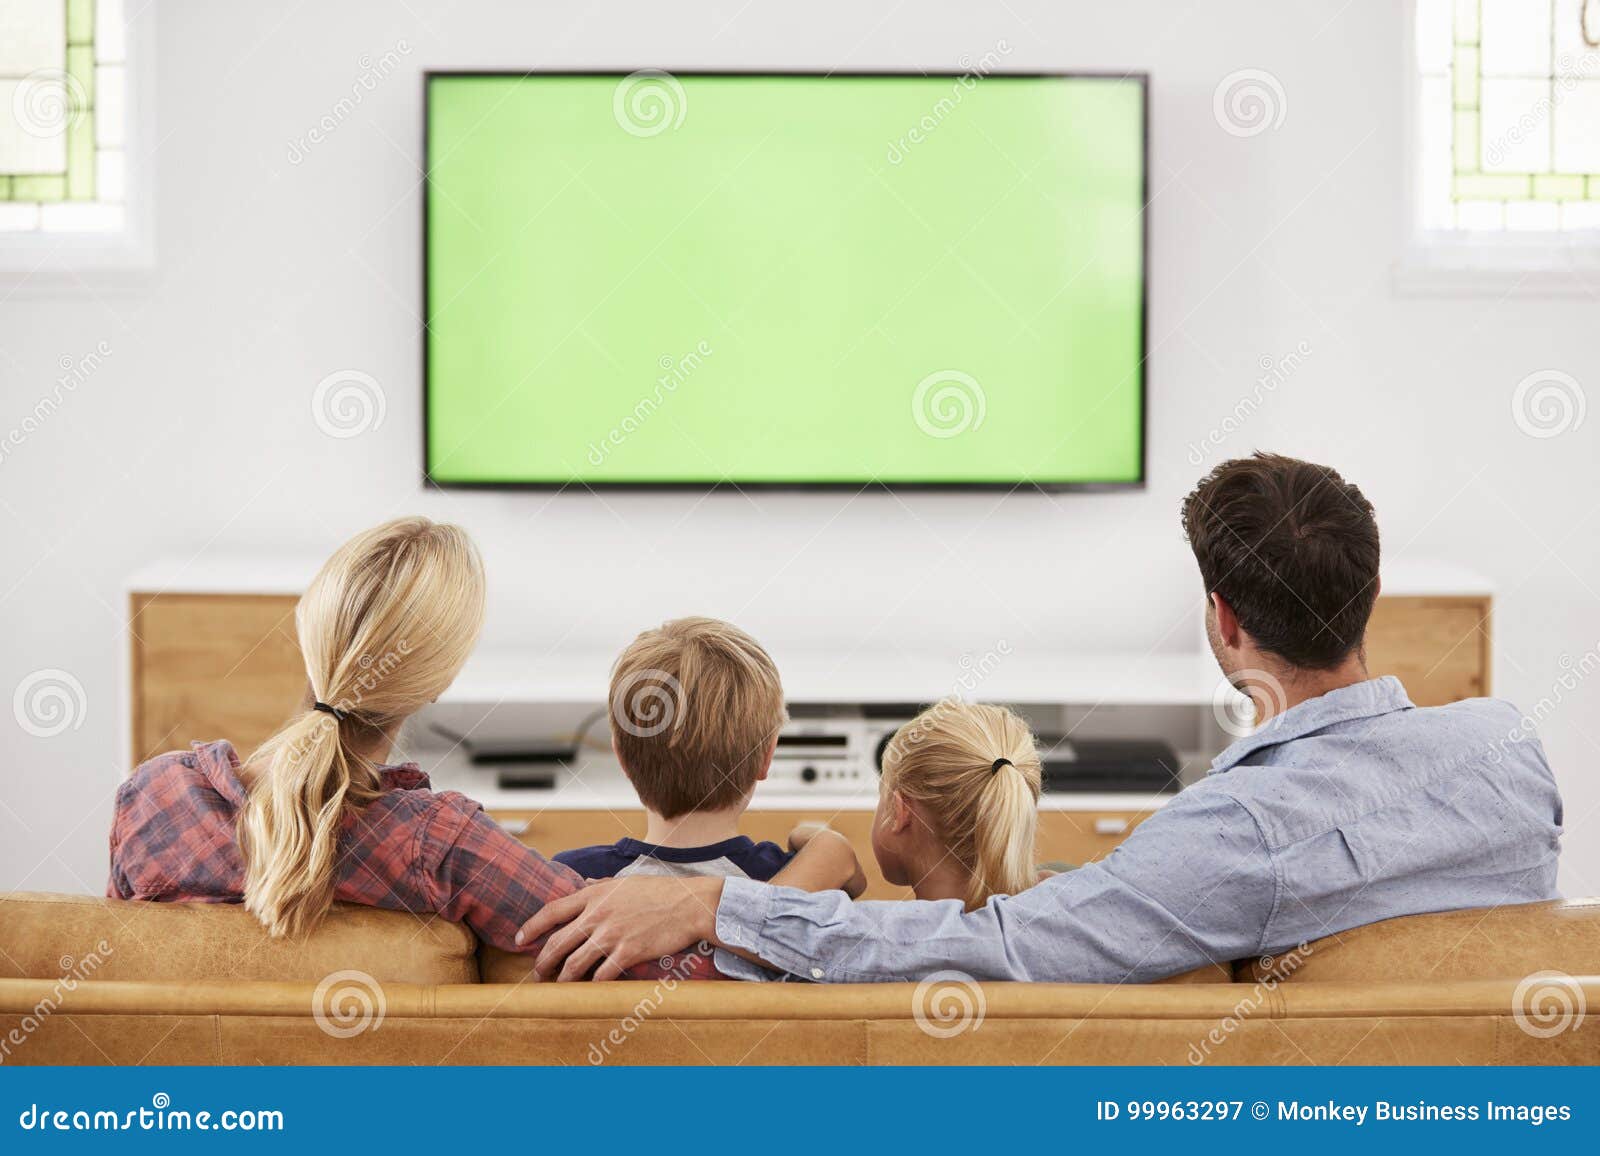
<box><xmin>418</xmin><ymin>800</ymin><xmax>581</xmax><ymax>952</ymax></box>
<box><xmin>419</xmin><ymin>800</ymin><xmax>720</xmax><ymax>981</ymax></box>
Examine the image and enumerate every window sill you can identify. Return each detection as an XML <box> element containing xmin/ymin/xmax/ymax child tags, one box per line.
<box><xmin>0</xmin><ymin>228</ymin><xmax>153</xmax><ymax>288</ymax></box>
<box><xmin>1393</xmin><ymin>235</ymin><xmax>1600</xmax><ymax>297</ymax></box>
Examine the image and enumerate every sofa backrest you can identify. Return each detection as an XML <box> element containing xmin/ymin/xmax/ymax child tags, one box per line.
<box><xmin>0</xmin><ymin>892</ymin><xmax>479</xmax><ymax>984</ymax></box>
<box><xmin>477</xmin><ymin>946</ymin><xmax>1234</xmax><ymax>984</ymax></box>
<box><xmin>1240</xmin><ymin>898</ymin><xmax>1600</xmax><ymax>983</ymax></box>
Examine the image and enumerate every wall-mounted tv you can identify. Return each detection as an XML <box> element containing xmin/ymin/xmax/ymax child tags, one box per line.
<box><xmin>424</xmin><ymin>71</ymin><xmax>1147</xmax><ymax>489</ymax></box>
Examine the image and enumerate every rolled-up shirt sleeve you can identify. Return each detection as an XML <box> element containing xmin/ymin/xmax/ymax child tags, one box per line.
<box><xmin>714</xmin><ymin>791</ymin><xmax>1278</xmax><ymax>983</ymax></box>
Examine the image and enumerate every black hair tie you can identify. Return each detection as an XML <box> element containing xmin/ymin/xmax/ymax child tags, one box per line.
<box><xmin>991</xmin><ymin>758</ymin><xmax>1013</xmax><ymax>774</ymax></box>
<box><xmin>312</xmin><ymin>701</ymin><xmax>348</xmax><ymax>722</ymax></box>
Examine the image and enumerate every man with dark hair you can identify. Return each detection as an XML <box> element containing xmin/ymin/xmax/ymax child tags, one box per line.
<box><xmin>519</xmin><ymin>454</ymin><xmax>1563</xmax><ymax>984</ymax></box>
<box><xmin>1182</xmin><ymin>453</ymin><xmax>1385</xmax><ymax>728</ymax></box>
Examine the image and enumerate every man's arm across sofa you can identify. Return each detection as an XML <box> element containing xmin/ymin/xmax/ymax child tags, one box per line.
<box><xmin>519</xmin><ymin>793</ymin><xmax>1278</xmax><ymax>983</ymax></box>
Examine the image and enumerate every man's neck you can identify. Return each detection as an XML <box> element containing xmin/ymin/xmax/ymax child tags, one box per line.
<box><xmin>642</xmin><ymin>805</ymin><xmax>747</xmax><ymax>848</ymax></box>
<box><xmin>1249</xmin><ymin>655</ymin><xmax>1371</xmax><ymax>726</ymax></box>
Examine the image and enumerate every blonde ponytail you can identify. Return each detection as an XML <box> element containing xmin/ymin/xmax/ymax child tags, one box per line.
<box><xmin>240</xmin><ymin>517</ymin><xmax>485</xmax><ymax>938</ymax></box>
<box><xmin>881</xmin><ymin>699</ymin><xmax>1043</xmax><ymax>910</ymax></box>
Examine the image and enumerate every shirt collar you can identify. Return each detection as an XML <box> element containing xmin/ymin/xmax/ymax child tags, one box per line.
<box><xmin>190</xmin><ymin>739</ymin><xmax>430</xmax><ymax>800</ymax></box>
<box><xmin>1208</xmin><ymin>675</ymin><xmax>1414</xmax><ymax>774</ymax></box>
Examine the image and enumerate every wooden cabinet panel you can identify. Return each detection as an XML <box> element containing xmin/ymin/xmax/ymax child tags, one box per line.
<box><xmin>488</xmin><ymin>807</ymin><xmax>1155</xmax><ymax>900</ymax></box>
<box><xmin>1363</xmin><ymin>595</ymin><xmax>1491</xmax><ymax>707</ymax></box>
<box><xmin>130</xmin><ymin>593</ymin><xmax>304</xmax><ymax>763</ymax></box>
<box><xmin>1037</xmin><ymin>810</ymin><xmax>1153</xmax><ymax>867</ymax></box>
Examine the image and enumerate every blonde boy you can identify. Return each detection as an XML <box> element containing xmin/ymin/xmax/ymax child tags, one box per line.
<box><xmin>556</xmin><ymin>617</ymin><xmax>849</xmax><ymax>883</ymax></box>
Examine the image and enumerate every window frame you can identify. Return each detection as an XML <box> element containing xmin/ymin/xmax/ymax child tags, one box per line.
<box><xmin>0</xmin><ymin>1</ymin><xmax>154</xmax><ymax>280</ymax></box>
<box><xmin>1396</xmin><ymin>0</ymin><xmax>1600</xmax><ymax>295</ymax></box>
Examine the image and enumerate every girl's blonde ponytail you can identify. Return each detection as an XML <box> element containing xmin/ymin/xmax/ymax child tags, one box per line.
<box><xmin>881</xmin><ymin>699</ymin><xmax>1043</xmax><ymax>910</ymax></box>
<box><xmin>968</xmin><ymin>756</ymin><xmax>1041</xmax><ymax>910</ymax></box>
<box><xmin>240</xmin><ymin>517</ymin><xmax>485</xmax><ymax>938</ymax></box>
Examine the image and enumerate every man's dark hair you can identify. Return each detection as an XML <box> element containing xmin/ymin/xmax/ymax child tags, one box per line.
<box><xmin>1181</xmin><ymin>453</ymin><xmax>1380</xmax><ymax>670</ymax></box>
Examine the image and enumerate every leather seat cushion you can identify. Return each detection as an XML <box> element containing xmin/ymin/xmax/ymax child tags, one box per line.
<box><xmin>0</xmin><ymin>892</ymin><xmax>478</xmax><ymax>984</ymax></box>
<box><xmin>1241</xmin><ymin>898</ymin><xmax>1600</xmax><ymax>983</ymax></box>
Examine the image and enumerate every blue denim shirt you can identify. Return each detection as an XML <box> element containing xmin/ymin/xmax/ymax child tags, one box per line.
<box><xmin>714</xmin><ymin>677</ymin><xmax>1564</xmax><ymax>983</ymax></box>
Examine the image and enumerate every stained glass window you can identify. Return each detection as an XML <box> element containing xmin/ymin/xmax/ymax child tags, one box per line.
<box><xmin>0</xmin><ymin>0</ymin><xmax>125</xmax><ymax>233</ymax></box>
<box><xmin>1418</xmin><ymin>0</ymin><xmax>1600</xmax><ymax>231</ymax></box>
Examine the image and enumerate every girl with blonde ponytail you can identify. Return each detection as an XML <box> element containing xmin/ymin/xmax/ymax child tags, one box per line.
<box><xmin>109</xmin><ymin>516</ymin><xmax>865</xmax><ymax>968</ymax></box>
<box><xmin>872</xmin><ymin>699</ymin><xmax>1044</xmax><ymax>910</ymax></box>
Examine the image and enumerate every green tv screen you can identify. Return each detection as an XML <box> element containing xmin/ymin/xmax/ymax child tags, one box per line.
<box><xmin>425</xmin><ymin>73</ymin><xmax>1146</xmax><ymax>488</ymax></box>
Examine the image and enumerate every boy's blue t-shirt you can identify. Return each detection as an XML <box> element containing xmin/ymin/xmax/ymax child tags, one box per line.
<box><xmin>554</xmin><ymin>836</ymin><xmax>794</xmax><ymax>882</ymax></box>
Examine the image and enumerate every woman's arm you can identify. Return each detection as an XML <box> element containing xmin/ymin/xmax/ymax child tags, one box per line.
<box><xmin>422</xmin><ymin>805</ymin><xmax>584</xmax><ymax>953</ymax></box>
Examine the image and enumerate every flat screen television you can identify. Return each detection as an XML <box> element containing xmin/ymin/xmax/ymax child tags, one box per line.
<box><xmin>424</xmin><ymin>71</ymin><xmax>1147</xmax><ymax>489</ymax></box>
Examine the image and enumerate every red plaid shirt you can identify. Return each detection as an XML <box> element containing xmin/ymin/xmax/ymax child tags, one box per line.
<box><xmin>108</xmin><ymin>740</ymin><xmax>717</xmax><ymax>981</ymax></box>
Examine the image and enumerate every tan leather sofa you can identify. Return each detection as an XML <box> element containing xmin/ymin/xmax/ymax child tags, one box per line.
<box><xmin>2</xmin><ymin>891</ymin><xmax>1596</xmax><ymax>1065</ymax></box>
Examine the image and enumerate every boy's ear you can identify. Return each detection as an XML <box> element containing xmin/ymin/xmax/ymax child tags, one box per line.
<box><xmin>755</xmin><ymin>735</ymin><xmax>777</xmax><ymax>783</ymax></box>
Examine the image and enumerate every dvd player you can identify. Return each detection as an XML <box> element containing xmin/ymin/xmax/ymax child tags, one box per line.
<box><xmin>1036</xmin><ymin>737</ymin><xmax>1180</xmax><ymax>794</ymax></box>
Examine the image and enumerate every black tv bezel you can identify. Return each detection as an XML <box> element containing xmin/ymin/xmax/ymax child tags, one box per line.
<box><xmin>421</xmin><ymin>69</ymin><xmax>1150</xmax><ymax>493</ymax></box>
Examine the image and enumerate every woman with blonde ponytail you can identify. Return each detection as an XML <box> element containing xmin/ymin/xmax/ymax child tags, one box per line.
<box><xmin>236</xmin><ymin>516</ymin><xmax>487</xmax><ymax>938</ymax></box>
<box><xmin>109</xmin><ymin>516</ymin><xmax>863</xmax><ymax>969</ymax></box>
<box><xmin>872</xmin><ymin>699</ymin><xmax>1044</xmax><ymax>910</ymax></box>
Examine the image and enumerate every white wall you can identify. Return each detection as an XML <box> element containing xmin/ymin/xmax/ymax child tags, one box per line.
<box><xmin>3</xmin><ymin>0</ymin><xmax>1597</xmax><ymax>897</ymax></box>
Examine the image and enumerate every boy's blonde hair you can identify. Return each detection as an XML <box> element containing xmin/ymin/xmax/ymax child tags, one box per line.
<box><xmin>881</xmin><ymin>699</ymin><xmax>1042</xmax><ymax>910</ymax></box>
<box><xmin>241</xmin><ymin>517</ymin><xmax>485</xmax><ymax>938</ymax></box>
<box><xmin>610</xmin><ymin>617</ymin><xmax>788</xmax><ymax>819</ymax></box>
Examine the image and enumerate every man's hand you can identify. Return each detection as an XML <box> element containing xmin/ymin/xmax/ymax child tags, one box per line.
<box><xmin>516</xmin><ymin>875</ymin><xmax>724</xmax><ymax>981</ymax></box>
